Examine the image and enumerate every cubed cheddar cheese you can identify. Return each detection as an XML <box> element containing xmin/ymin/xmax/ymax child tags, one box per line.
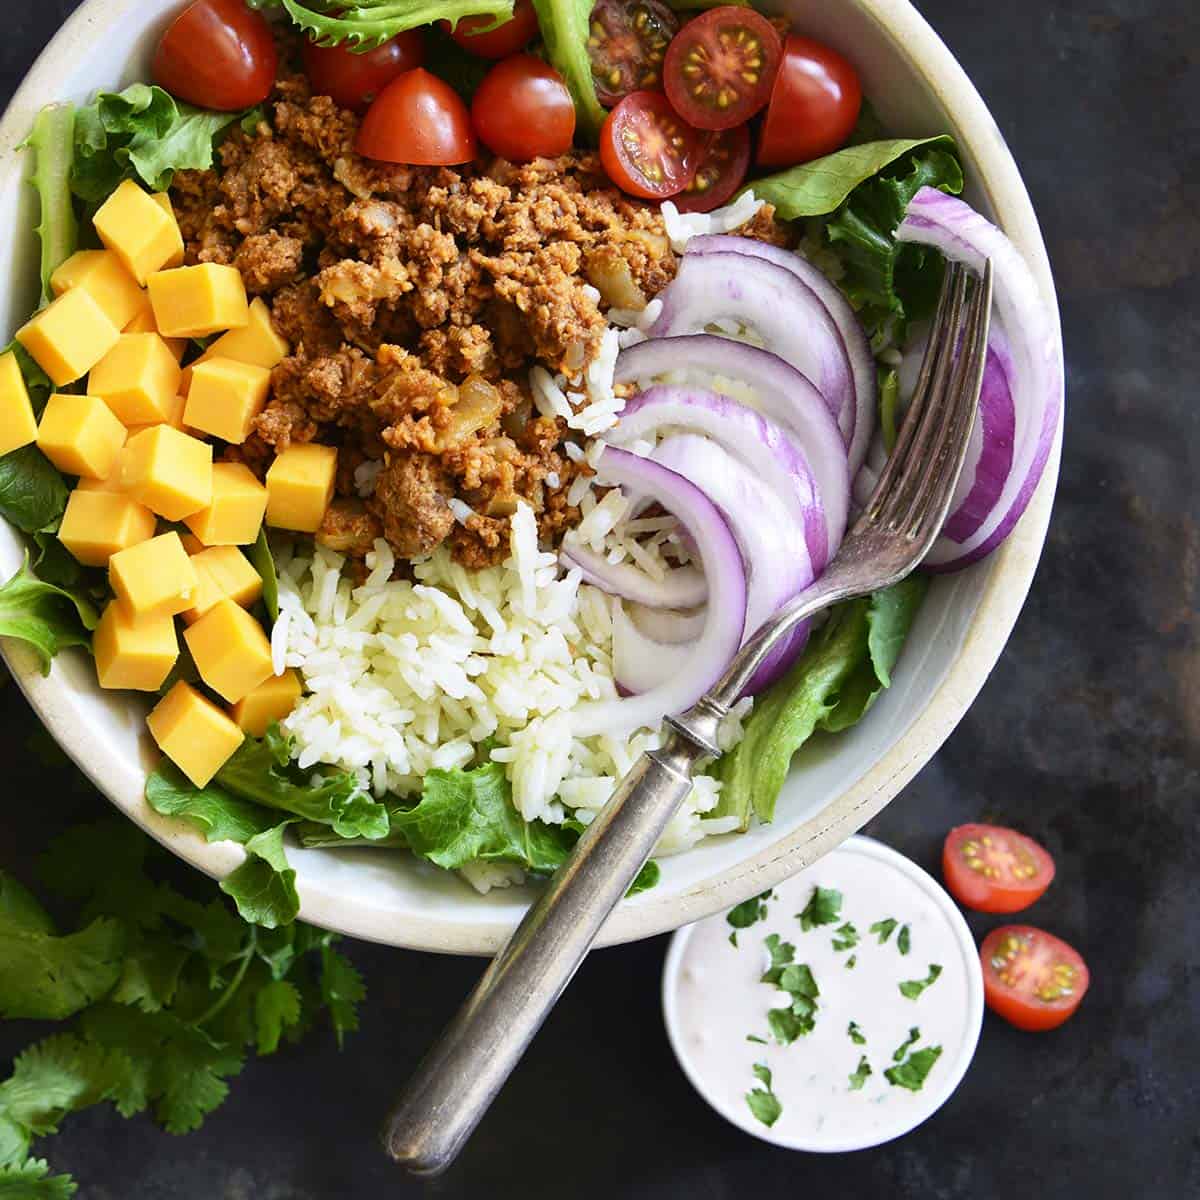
<box><xmin>266</xmin><ymin>443</ymin><xmax>337</xmax><ymax>533</ymax></box>
<box><xmin>148</xmin><ymin>263</ymin><xmax>249</xmax><ymax>339</ymax></box>
<box><xmin>183</xmin><ymin>462</ymin><xmax>269</xmax><ymax>546</ymax></box>
<box><xmin>124</xmin><ymin>291</ymin><xmax>188</xmax><ymax>360</ymax></box>
<box><xmin>36</xmin><ymin>393</ymin><xmax>126</xmax><ymax>480</ymax></box>
<box><xmin>123</xmin><ymin>425</ymin><xmax>213</xmax><ymax>521</ymax></box>
<box><xmin>181</xmin><ymin>298</ymin><xmax>288</xmax><ymax>393</ymax></box>
<box><xmin>183</xmin><ymin>358</ymin><xmax>270</xmax><ymax>444</ymax></box>
<box><xmin>50</xmin><ymin>249</ymin><xmax>145</xmax><ymax>331</ymax></box>
<box><xmin>16</xmin><ymin>288</ymin><xmax>121</xmax><ymax>387</ymax></box>
<box><xmin>181</xmin><ymin>545</ymin><xmax>263</xmax><ymax>624</ymax></box>
<box><xmin>148</xmin><ymin>681</ymin><xmax>244</xmax><ymax>787</ymax></box>
<box><xmin>0</xmin><ymin>351</ymin><xmax>38</xmax><ymax>457</ymax></box>
<box><xmin>183</xmin><ymin>598</ymin><xmax>274</xmax><ymax>703</ymax></box>
<box><xmin>180</xmin><ymin>532</ymin><xmax>206</xmax><ymax>555</ymax></box>
<box><xmin>75</xmin><ymin>446</ymin><xmax>131</xmax><ymax>493</ymax></box>
<box><xmin>231</xmin><ymin>669</ymin><xmax>302</xmax><ymax>738</ymax></box>
<box><xmin>109</xmin><ymin>531</ymin><xmax>198</xmax><ymax>619</ymax></box>
<box><xmin>88</xmin><ymin>332</ymin><xmax>183</xmax><ymax>426</ymax></box>
<box><xmin>58</xmin><ymin>488</ymin><xmax>157</xmax><ymax>567</ymax></box>
<box><xmin>93</xmin><ymin>179</ymin><xmax>182</xmax><ymax>285</ymax></box>
<box><xmin>151</xmin><ymin>193</ymin><xmax>186</xmax><ymax>269</ymax></box>
<box><xmin>125</xmin><ymin>391</ymin><xmax>189</xmax><ymax>440</ymax></box>
<box><xmin>94</xmin><ymin>600</ymin><xmax>178</xmax><ymax>691</ymax></box>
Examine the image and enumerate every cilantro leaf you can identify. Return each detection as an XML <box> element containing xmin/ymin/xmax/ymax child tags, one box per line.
<box><xmin>765</xmin><ymin>963</ymin><xmax>820</xmax><ymax>1043</ymax></box>
<box><xmin>746</xmin><ymin>1063</ymin><xmax>782</xmax><ymax>1128</ymax></box>
<box><xmin>847</xmin><ymin>1020</ymin><xmax>866</xmax><ymax>1045</ymax></box>
<box><xmin>885</xmin><ymin>1045</ymin><xmax>943</xmax><ymax>1092</ymax></box>
<box><xmin>760</xmin><ymin>933</ymin><xmax>795</xmax><ymax>984</ymax></box>
<box><xmin>767</xmin><ymin>1007</ymin><xmax>809</xmax><ymax>1045</ymax></box>
<box><xmin>846</xmin><ymin>954</ymin><xmax>857</xmax><ymax>969</ymax></box>
<box><xmin>727</xmin><ymin>891</ymin><xmax>772</xmax><ymax>930</ymax></box>
<box><xmin>797</xmin><ymin>886</ymin><xmax>842</xmax><ymax>931</ymax></box>
<box><xmin>892</xmin><ymin>1027</ymin><xmax>921</xmax><ymax>1062</ymax></box>
<box><xmin>899</xmin><ymin>964</ymin><xmax>943</xmax><ymax>1001</ymax></box>
<box><xmin>848</xmin><ymin>1055</ymin><xmax>873</xmax><ymax>1091</ymax></box>
<box><xmin>0</xmin><ymin>1158</ymin><xmax>77</xmax><ymax>1198</ymax></box>
<box><xmin>109</xmin><ymin>932</ymin><xmax>190</xmax><ymax>1013</ymax></box>
<box><xmin>320</xmin><ymin>946</ymin><xmax>366</xmax><ymax>1049</ymax></box>
<box><xmin>869</xmin><ymin>917</ymin><xmax>898</xmax><ymax>944</ymax></box>
<box><xmin>746</xmin><ymin>1034</ymin><xmax>767</xmax><ymax>1045</ymax></box>
<box><xmin>220</xmin><ymin>824</ymin><xmax>300</xmax><ymax>929</ymax></box>
<box><xmin>254</xmin><ymin>980</ymin><xmax>302</xmax><ymax>1055</ymax></box>
<box><xmin>832</xmin><ymin>922</ymin><xmax>858</xmax><ymax>952</ymax></box>
<box><xmin>898</xmin><ymin>924</ymin><xmax>911</xmax><ymax>956</ymax></box>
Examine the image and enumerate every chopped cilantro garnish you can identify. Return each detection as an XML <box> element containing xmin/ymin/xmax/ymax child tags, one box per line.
<box><xmin>832</xmin><ymin>922</ymin><xmax>859</xmax><ymax>952</ymax></box>
<box><xmin>727</xmin><ymin>891</ymin><xmax>772</xmax><ymax>930</ymax></box>
<box><xmin>885</xmin><ymin>1045</ymin><xmax>943</xmax><ymax>1091</ymax></box>
<box><xmin>898</xmin><ymin>924</ymin><xmax>912</xmax><ymax>955</ymax></box>
<box><xmin>869</xmin><ymin>917</ymin><xmax>898</xmax><ymax>944</ymax></box>
<box><xmin>746</xmin><ymin>1034</ymin><xmax>767</xmax><ymax>1045</ymax></box>
<box><xmin>845</xmin><ymin>954</ymin><xmax>857</xmax><ymax>969</ymax></box>
<box><xmin>746</xmin><ymin>1062</ymin><xmax>782</xmax><ymax>1127</ymax></box>
<box><xmin>849</xmin><ymin>1055</ymin><xmax>873</xmax><ymax>1091</ymax></box>
<box><xmin>765</xmin><ymin>962</ymin><xmax>820</xmax><ymax>1043</ymax></box>
<box><xmin>847</xmin><ymin>1020</ymin><xmax>866</xmax><ymax>1045</ymax></box>
<box><xmin>797</xmin><ymin>886</ymin><xmax>843</xmax><ymax>931</ymax></box>
<box><xmin>899</xmin><ymin>964</ymin><xmax>943</xmax><ymax>1000</ymax></box>
<box><xmin>729</xmin><ymin>931</ymin><xmax>738</xmax><ymax>948</ymax></box>
<box><xmin>760</xmin><ymin>933</ymin><xmax>796</xmax><ymax>984</ymax></box>
<box><xmin>892</xmin><ymin>1027</ymin><xmax>920</xmax><ymax>1061</ymax></box>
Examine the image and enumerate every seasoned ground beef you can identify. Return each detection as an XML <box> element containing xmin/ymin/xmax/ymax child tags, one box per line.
<box><xmin>171</xmin><ymin>55</ymin><xmax>782</xmax><ymax>567</ymax></box>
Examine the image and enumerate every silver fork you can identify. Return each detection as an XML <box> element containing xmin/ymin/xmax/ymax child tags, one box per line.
<box><xmin>383</xmin><ymin>258</ymin><xmax>994</xmax><ymax>1176</ymax></box>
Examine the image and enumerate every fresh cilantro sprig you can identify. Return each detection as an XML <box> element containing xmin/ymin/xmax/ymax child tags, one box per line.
<box><xmin>766</xmin><ymin>963</ymin><xmax>820</xmax><ymax>1045</ymax></box>
<box><xmin>899</xmin><ymin>964</ymin><xmax>943</xmax><ymax>1001</ymax></box>
<box><xmin>848</xmin><ymin>1055</ymin><xmax>873</xmax><ymax>1091</ymax></box>
<box><xmin>891</xmin><ymin>1027</ymin><xmax>921</xmax><ymax>1062</ymax></box>
<box><xmin>746</xmin><ymin>1063</ymin><xmax>782</xmax><ymax>1127</ymax></box>
<box><xmin>797</xmin><ymin>886</ymin><xmax>842</xmax><ymax>931</ymax></box>
<box><xmin>869</xmin><ymin>917</ymin><xmax>898</xmax><ymax>944</ymax></box>
<box><xmin>832</xmin><ymin>922</ymin><xmax>858</xmax><ymax>952</ymax></box>
<box><xmin>847</xmin><ymin>1020</ymin><xmax>866</xmax><ymax>1046</ymax></box>
<box><xmin>885</xmin><ymin>1045</ymin><xmax>943</xmax><ymax>1092</ymax></box>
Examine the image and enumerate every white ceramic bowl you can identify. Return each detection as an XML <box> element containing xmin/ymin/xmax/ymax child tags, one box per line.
<box><xmin>0</xmin><ymin>0</ymin><xmax>1061</xmax><ymax>954</ymax></box>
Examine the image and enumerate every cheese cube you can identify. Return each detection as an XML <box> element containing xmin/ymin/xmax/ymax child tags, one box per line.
<box><xmin>109</xmin><ymin>531</ymin><xmax>198</xmax><ymax>619</ymax></box>
<box><xmin>183</xmin><ymin>462</ymin><xmax>268</xmax><ymax>546</ymax></box>
<box><xmin>88</xmin><ymin>333</ymin><xmax>183</xmax><ymax>426</ymax></box>
<box><xmin>0</xmin><ymin>351</ymin><xmax>38</xmax><ymax>457</ymax></box>
<box><xmin>151</xmin><ymin>193</ymin><xmax>186</xmax><ymax>269</ymax></box>
<box><xmin>93</xmin><ymin>179</ymin><xmax>182</xmax><ymax>285</ymax></box>
<box><xmin>181</xmin><ymin>298</ymin><xmax>288</xmax><ymax>392</ymax></box>
<box><xmin>183</xmin><ymin>599</ymin><xmax>274</xmax><ymax>703</ymax></box>
<box><xmin>266</xmin><ymin>443</ymin><xmax>337</xmax><ymax>533</ymax></box>
<box><xmin>123</xmin><ymin>425</ymin><xmax>213</xmax><ymax>521</ymax></box>
<box><xmin>180</xmin><ymin>532</ymin><xmax>206</xmax><ymax>554</ymax></box>
<box><xmin>50</xmin><ymin>250</ymin><xmax>145</xmax><ymax>331</ymax></box>
<box><xmin>124</xmin><ymin>291</ymin><xmax>188</xmax><ymax>360</ymax></box>
<box><xmin>148</xmin><ymin>264</ymin><xmax>249</xmax><ymax>339</ymax></box>
<box><xmin>58</xmin><ymin>488</ymin><xmax>157</xmax><ymax>567</ymax></box>
<box><xmin>125</xmin><ymin>392</ymin><xmax>189</xmax><ymax>440</ymax></box>
<box><xmin>16</xmin><ymin>288</ymin><xmax>121</xmax><ymax>387</ymax></box>
<box><xmin>183</xmin><ymin>358</ymin><xmax>270</xmax><ymax>444</ymax></box>
<box><xmin>181</xmin><ymin>545</ymin><xmax>263</xmax><ymax>624</ymax></box>
<box><xmin>75</xmin><ymin>446</ymin><xmax>131</xmax><ymax>494</ymax></box>
<box><xmin>231</xmin><ymin>669</ymin><xmax>302</xmax><ymax>738</ymax></box>
<box><xmin>36</xmin><ymin>393</ymin><xmax>127</xmax><ymax>480</ymax></box>
<box><xmin>148</xmin><ymin>681</ymin><xmax>244</xmax><ymax>787</ymax></box>
<box><xmin>94</xmin><ymin>600</ymin><xmax>178</xmax><ymax>691</ymax></box>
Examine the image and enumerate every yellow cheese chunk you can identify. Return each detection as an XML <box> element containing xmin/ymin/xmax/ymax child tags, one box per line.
<box><xmin>50</xmin><ymin>249</ymin><xmax>145</xmax><ymax>331</ymax></box>
<box><xmin>183</xmin><ymin>358</ymin><xmax>271</xmax><ymax>445</ymax></box>
<box><xmin>88</xmin><ymin>333</ymin><xmax>183</xmax><ymax>426</ymax></box>
<box><xmin>16</xmin><ymin>288</ymin><xmax>121</xmax><ymax>387</ymax></box>
<box><xmin>123</xmin><ymin>425</ymin><xmax>213</xmax><ymax>521</ymax></box>
<box><xmin>181</xmin><ymin>298</ymin><xmax>288</xmax><ymax>393</ymax></box>
<box><xmin>183</xmin><ymin>462</ymin><xmax>269</xmax><ymax>546</ymax></box>
<box><xmin>181</xmin><ymin>545</ymin><xmax>263</xmax><ymax>624</ymax></box>
<box><xmin>58</xmin><ymin>488</ymin><xmax>157</xmax><ymax>567</ymax></box>
<box><xmin>266</xmin><ymin>443</ymin><xmax>337</xmax><ymax>534</ymax></box>
<box><xmin>0</xmin><ymin>351</ymin><xmax>38</xmax><ymax>458</ymax></box>
<box><xmin>124</xmin><ymin>291</ymin><xmax>188</xmax><ymax>360</ymax></box>
<box><xmin>148</xmin><ymin>263</ymin><xmax>249</xmax><ymax>339</ymax></box>
<box><xmin>36</xmin><ymin>393</ymin><xmax>127</xmax><ymax>480</ymax></box>
<box><xmin>93</xmin><ymin>179</ymin><xmax>182</xmax><ymax>285</ymax></box>
<box><xmin>180</xmin><ymin>532</ymin><xmax>206</xmax><ymax>555</ymax></box>
<box><xmin>148</xmin><ymin>681</ymin><xmax>244</xmax><ymax>788</ymax></box>
<box><xmin>94</xmin><ymin>600</ymin><xmax>178</xmax><ymax>691</ymax></box>
<box><xmin>109</xmin><ymin>531</ymin><xmax>198</xmax><ymax>619</ymax></box>
<box><xmin>125</xmin><ymin>392</ymin><xmax>189</xmax><ymax>440</ymax></box>
<box><xmin>75</xmin><ymin>445</ymin><xmax>131</xmax><ymax>493</ymax></box>
<box><xmin>151</xmin><ymin>193</ymin><xmax>186</xmax><ymax>269</ymax></box>
<box><xmin>183</xmin><ymin>598</ymin><xmax>274</xmax><ymax>703</ymax></box>
<box><xmin>231</xmin><ymin>669</ymin><xmax>302</xmax><ymax>738</ymax></box>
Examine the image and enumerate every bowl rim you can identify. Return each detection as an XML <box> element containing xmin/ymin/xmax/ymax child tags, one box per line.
<box><xmin>0</xmin><ymin>0</ymin><xmax>1062</xmax><ymax>955</ymax></box>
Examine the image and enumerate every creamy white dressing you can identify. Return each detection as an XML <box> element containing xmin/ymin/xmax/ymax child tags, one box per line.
<box><xmin>663</xmin><ymin>836</ymin><xmax>983</xmax><ymax>1152</ymax></box>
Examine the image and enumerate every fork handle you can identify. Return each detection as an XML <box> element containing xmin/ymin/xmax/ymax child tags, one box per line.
<box><xmin>382</xmin><ymin>733</ymin><xmax>706</xmax><ymax>1176</ymax></box>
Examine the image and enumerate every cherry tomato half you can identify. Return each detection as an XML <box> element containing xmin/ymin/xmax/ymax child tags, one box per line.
<box><xmin>153</xmin><ymin>0</ymin><xmax>278</xmax><ymax>111</ymax></box>
<box><xmin>673</xmin><ymin>124</ymin><xmax>750</xmax><ymax>213</ymax></box>
<box><xmin>303</xmin><ymin>31</ymin><xmax>425</xmax><ymax>113</ymax></box>
<box><xmin>943</xmin><ymin>824</ymin><xmax>1057</xmax><ymax>914</ymax></box>
<box><xmin>600</xmin><ymin>91</ymin><xmax>704</xmax><ymax>200</ymax></box>
<box><xmin>980</xmin><ymin>925</ymin><xmax>1090</xmax><ymax>1032</ymax></box>
<box><xmin>757</xmin><ymin>35</ymin><xmax>862</xmax><ymax>167</ymax></box>
<box><xmin>663</xmin><ymin>6</ymin><xmax>782</xmax><ymax>131</ymax></box>
<box><xmin>357</xmin><ymin>69</ymin><xmax>477</xmax><ymax>165</ymax></box>
<box><xmin>587</xmin><ymin>0</ymin><xmax>679</xmax><ymax>107</ymax></box>
<box><xmin>444</xmin><ymin>0</ymin><xmax>541</xmax><ymax>59</ymax></box>
<box><xmin>472</xmin><ymin>55</ymin><xmax>576</xmax><ymax>162</ymax></box>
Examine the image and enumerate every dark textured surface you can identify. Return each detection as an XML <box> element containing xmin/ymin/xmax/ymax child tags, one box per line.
<box><xmin>2</xmin><ymin>1</ymin><xmax>1197</xmax><ymax>1196</ymax></box>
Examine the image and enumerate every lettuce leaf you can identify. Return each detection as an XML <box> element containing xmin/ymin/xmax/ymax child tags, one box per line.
<box><xmin>246</xmin><ymin>528</ymin><xmax>279</xmax><ymax>622</ymax></box>
<box><xmin>22</xmin><ymin>105</ymin><xmax>79</xmax><ymax>303</ymax></box>
<box><xmin>531</xmin><ymin>0</ymin><xmax>608</xmax><ymax>141</ymax></box>
<box><xmin>219</xmin><ymin>824</ymin><xmax>300</xmax><ymax>930</ymax></box>
<box><xmin>278</xmin><ymin>0</ymin><xmax>514</xmax><ymax>50</ymax></box>
<box><xmin>0</xmin><ymin>558</ymin><xmax>99</xmax><ymax>674</ymax></box>
<box><xmin>714</xmin><ymin>578</ymin><xmax>927</xmax><ymax>829</ymax></box>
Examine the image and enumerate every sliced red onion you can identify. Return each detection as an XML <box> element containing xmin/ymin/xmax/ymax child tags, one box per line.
<box><xmin>559</xmin><ymin>540</ymin><xmax>707</xmax><ymax>609</ymax></box>
<box><xmin>649</xmin><ymin>250</ymin><xmax>856</xmax><ymax>451</ymax></box>
<box><xmin>686</xmin><ymin>234</ymin><xmax>876</xmax><ymax>474</ymax></box>
<box><xmin>613</xmin><ymin>339</ymin><xmax>849</xmax><ymax>562</ymax></box>
<box><xmin>611</xmin><ymin>603</ymin><xmax>695</xmax><ymax>695</ymax></box>
<box><xmin>628</xmin><ymin>603</ymin><xmax>707</xmax><ymax>644</ymax></box>
<box><xmin>896</xmin><ymin>188</ymin><xmax>1063</xmax><ymax>570</ymax></box>
<box><xmin>571</xmin><ymin>447</ymin><xmax>746</xmax><ymax>738</ymax></box>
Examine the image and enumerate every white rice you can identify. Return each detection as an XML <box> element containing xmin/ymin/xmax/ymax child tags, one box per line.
<box><xmin>661</xmin><ymin>190</ymin><xmax>765</xmax><ymax>254</ymax></box>
<box><xmin>353</xmin><ymin>459</ymin><xmax>383</xmax><ymax>498</ymax></box>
